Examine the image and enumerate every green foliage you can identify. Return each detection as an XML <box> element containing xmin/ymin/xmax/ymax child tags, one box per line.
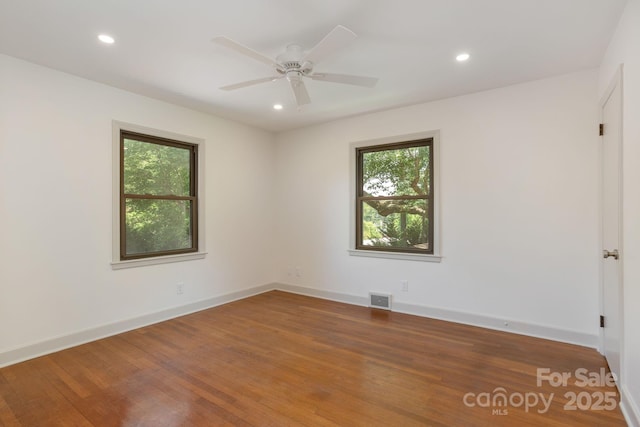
<box><xmin>360</xmin><ymin>144</ymin><xmax>431</xmax><ymax>250</ymax></box>
<box><xmin>362</xmin><ymin>202</ymin><xmax>429</xmax><ymax>249</ymax></box>
<box><xmin>123</xmin><ymin>138</ymin><xmax>194</xmax><ymax>256</ymax></box>
<box><xmin>125</xmin><ymin>199</ymin><xmax>192</xmax><ymax>255</ymax></box>
<box><xmin>123</xmin><ymin>139</ymin><xmax>191</xmax><ymax>196</ymax></box>
<box><xmin>362</xmin><ymin>145</ymin><xmax>430</xmax><ymax>196</ymax></box>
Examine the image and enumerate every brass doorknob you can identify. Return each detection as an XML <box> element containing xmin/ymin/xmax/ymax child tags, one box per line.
<box><xmin>603</xmin><ymin>249</ymin><xmax>619</xmax><ymax>260</ymax></box>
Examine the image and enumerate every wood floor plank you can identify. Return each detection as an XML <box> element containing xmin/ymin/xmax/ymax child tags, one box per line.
<box><xmin>0</xmin><ymin>291</ymin><xmax>627</xmax><ymax>426</ymax></box>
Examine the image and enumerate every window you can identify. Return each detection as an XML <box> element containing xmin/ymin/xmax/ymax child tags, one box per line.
<box><xmin>356</xmin><ymin>138</ymin><xmax>434</xmax><ymax>255</ymax></box>
<box><xmin>119</xmin><ymin>130</ymin><xmax>198</xmax><ymax>260</ymax></box>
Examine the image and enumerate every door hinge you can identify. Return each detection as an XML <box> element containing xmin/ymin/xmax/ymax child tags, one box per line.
<box><xmin>600</xmin><ymin>315</ymin><xmax>605</xmax><ymax>328</ymax></box>
<box><xmin>599</xmin><ymin>123</ymin><xmax>604</xmax><ymax>136</ymax></box>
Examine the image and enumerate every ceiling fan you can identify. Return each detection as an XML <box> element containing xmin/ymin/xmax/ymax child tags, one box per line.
<box><xmin>212</xmin><ymin>25</ymin><xmax>378</xmax><ymax>107</ymax></box>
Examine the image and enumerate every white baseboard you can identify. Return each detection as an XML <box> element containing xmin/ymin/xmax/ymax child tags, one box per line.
<box><xmin>393</xmin><ymin>301</ymin><xmax>598</xmax><ymax>348</ymax></box>
<box><xmin>274</xmin><ymin>283</ymin><xmax>599</xmax><ymax>348</ymax></box>
<box><xmin>0</xmin><ymin>282</ymin><xmax>600</xmax><ymax>369</ymax></box>
<box><xmin>621</xmin><ymin>385</ymin><xmax>640</xmax><ymax>427</ymax></box>
<box><xmin>276</xmin><ymin>283</ymin><xmax>369</xmax><ymax>306</ymax></box>
<box><xmin>0</xmin><ymin>283</ymin><xmax>274</xmax><ymax>368</ymax></box>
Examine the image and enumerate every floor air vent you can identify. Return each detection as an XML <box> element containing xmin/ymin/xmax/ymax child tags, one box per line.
<box><xmin>369</xmin><ymin>292</ymin><xmax>392</xmax><ymax>310</ymax></box>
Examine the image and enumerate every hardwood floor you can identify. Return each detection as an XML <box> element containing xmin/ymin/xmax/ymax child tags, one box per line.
<box><xmin>0</xmin><ymin>291</ymin><xmax>626</xmax><ymax>426</ymax></box>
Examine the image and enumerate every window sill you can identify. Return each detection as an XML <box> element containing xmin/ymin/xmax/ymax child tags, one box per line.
<box><xmin>111</xmin><ymin>252</ymin><xmax>207</xmax><ymax>270</ymax></box>
<box><xmin>348</xmin><ymin>249</ymin><xmax>442</xmax><ymax>263</ymax></box>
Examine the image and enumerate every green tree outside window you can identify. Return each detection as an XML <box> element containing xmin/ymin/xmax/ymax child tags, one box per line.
<box><xmin>356</xmin><ymin>139</ymin><xmax>433</xmax><ymax>253</ymax></box>
<box><xmin>120</xmin><ymin>132</ymin><xmax>198</xmax><ymax>259</ymax></box>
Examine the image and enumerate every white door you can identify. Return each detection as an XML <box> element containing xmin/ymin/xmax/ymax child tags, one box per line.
<box><xmin>601</xmin><ymin>69</ymin><xmax>623</xmax><ymax>384</ymax></box>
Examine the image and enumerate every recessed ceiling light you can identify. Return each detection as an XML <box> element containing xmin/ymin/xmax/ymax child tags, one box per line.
<box><xmin>273</xmin><ymin>104</ymin><xmax>283</xmax><ymax>110</ymax></box>
<box><xmin>98</xmin><ymin>34</ymin><xmax>115</xmax><ymax>44</ymax></box>
<box><xmin>456</xmin><ymin>53</ymin><xmax>470</xmax><ymax>62</ymax></box>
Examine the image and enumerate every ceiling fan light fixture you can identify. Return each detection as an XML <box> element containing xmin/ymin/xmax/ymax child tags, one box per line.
<box><xmin>286</xmin><ymin>71</ymin><xmax>303</xmax><ymax>83</ymax></box>
<box><xmin>456</xmin><ymin>52</ymin><xmax>470</xmax><ymax>62</ymax></box>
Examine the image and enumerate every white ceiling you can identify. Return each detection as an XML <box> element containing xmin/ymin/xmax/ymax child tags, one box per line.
<box><xmin>0</xmin><ymin>0</ymin><xmax>627</xmax><ymax>132</ymax></box>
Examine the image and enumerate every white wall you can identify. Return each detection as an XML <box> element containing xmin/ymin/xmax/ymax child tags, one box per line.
<box><xmin>0</xmin><ymin>47</ymin><xmax>617</xmax><ymax>400</ymax></box>
<box><xmin>275</xmin><ymin>70</ymin><xmax>600</xmax><ymax>344</ymax></box>
<box><xmin>0</xmin><ymin>55</ymin><xmax>276</xmax><ymax>359</ymax></box>
<box><xmin>599</xmin><ymin>0</ymin><xmax>640</xmax><ymax>424</ymax></box>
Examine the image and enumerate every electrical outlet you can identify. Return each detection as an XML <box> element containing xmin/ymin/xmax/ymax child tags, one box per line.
<box><xmin>401</xmin><ymin>280</ymin><xmax>409</xmax><ymax>292</ymax></box>
<box><xmin>176</xmin><ymin>283</ymin><xmax>184</xmax><ymax>295</ymax></box>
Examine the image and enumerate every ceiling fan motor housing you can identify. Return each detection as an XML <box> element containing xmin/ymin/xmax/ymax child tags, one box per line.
<box><xmin>276</xmin><ymin>44</ymin><xmax>313</xmax><ymax>77</ymax></box>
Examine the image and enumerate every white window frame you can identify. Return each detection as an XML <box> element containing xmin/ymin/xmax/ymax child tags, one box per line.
<box><xmin>348</xmin><ymin>130</ymin><xmax>442</xmax><ymax>262</ymax></box>
<box><xmin>111</xmin><ymin>121</ymin><xmax>207</xmax><ymax>269</ymax></box>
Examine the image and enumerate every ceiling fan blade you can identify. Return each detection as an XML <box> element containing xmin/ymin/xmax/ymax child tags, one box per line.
<box><xmin>310</xmin><ymin>73</ymin><xmax>378</xmax><ymax>88</ymax></box>
<box><xmin>220</xmin><ymin>76</ymin><xmax>283</xmax><ymax>91</ymax></box>
<box><xmin>212</xmin><ymin>36</ymin><xmax>279</xmax><ymax>68</ymax></box>
<box><xmin>303</xmin><ymin>25</ymin><xmax>357</xmax><ymax>64</ymax></box>
<box><xmin>289</xmin><ymin>78</ymin><xmax>311</xmax><ymax>106</ymax></box>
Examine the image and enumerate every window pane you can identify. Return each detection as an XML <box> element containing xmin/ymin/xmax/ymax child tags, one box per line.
<box><xmin>125</xmin><ymin>198</ymin><xmax>193</xmax><ymax>255</ymax></box>
<box><xmin>123</xmin><ymin>138</ymin><xmax>191</xmax><ymax>196</ymax></box>
<box><xmin>362</xmin><ymin>145</ymin><xmax>430</xmax><ymax>197</ymax></box>
<box><xmin>361</xmin><ymin>199</ymin><xmax>429</xmax><ymax>250</ymax></box>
